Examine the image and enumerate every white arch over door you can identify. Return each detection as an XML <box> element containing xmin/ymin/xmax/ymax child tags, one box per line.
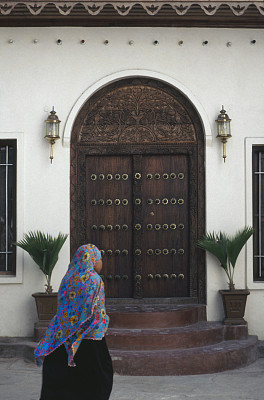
<box><xmin>62</xmin><ymin>69</ymin><xmax>212</xmax><ymax>147</ymax></box>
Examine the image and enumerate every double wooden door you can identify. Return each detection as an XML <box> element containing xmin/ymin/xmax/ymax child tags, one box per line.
<box><xmin>86</xmin><ymin>154</ymin><xmax>189</xmax><ymax>298</ymax></box>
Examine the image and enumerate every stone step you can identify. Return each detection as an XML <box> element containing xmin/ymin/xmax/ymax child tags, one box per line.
<box><xmin>107</xmin><ymin>304</ymin><xmax>206</xmax><ymax>329</ymax></box>
<box><xmin>109</xmin><ymin>335</ymin><xmax>258</xmax><ymax>375</ymax></box>
<box><xmin>106</xmin><ymin>322</ymin><xmax>248</xmax><ymax>350</ymax></box>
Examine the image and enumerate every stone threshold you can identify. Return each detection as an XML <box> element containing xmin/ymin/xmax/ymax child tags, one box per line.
<box><xmin>106</xmin><ymin>297</ymin><xmax>198</xmax><ymax>305</ymax></box>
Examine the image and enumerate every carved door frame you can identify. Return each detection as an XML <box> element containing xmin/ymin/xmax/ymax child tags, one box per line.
<box><xmin>70</xmin><ymin>77</ymin><xmax>206</xmax><ymax>303</ymax></box>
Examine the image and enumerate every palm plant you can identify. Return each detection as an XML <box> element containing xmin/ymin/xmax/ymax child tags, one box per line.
<box><xmin>14</xmin><ymin>231</ymin><xmax>68</xmax><ymax>294</ymax></box>
<box><xmin>197</xmin><ymin>227</ymin><xmax>254</xmax><ymax>291</ymax></box>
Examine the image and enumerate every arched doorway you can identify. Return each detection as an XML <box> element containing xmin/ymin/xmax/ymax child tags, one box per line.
<box><xmin>70</xmin><ymin>77</ymin><xmax>205</xmax><ymax>302</ymax></box>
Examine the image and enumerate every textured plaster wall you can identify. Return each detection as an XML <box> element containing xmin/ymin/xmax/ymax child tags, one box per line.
<box><xmin>0</xmin><ymin>27</ymin><xmax>264</xmax><ymax>337</ymax></box>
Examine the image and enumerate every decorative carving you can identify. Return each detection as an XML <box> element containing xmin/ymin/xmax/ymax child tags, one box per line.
<box><xmin>0</xmin><ymin>2</ymin><xmax>263</xmax><ymax>18</ymax></box>
<box><xmin>55</xmin><ymin>4</ymin><xmax>74</xmax><ymax>15</ymax></box>
<box><xmin>79</xmin><ymin>85</ymin><xmax>196</xmax><ymax>144</ymax></box>
<box><xmin>27</xmin><ymin>4</ymin><xmax>45</xmax><ymax>15</ymax></box>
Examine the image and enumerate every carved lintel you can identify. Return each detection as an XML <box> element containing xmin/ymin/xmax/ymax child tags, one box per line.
<box><xmin>0</xmin><ymin>2</ymin><xmax>261</xmax><ymax>18</ymax></box>
<box><xmin>78</xmin><ymin>84</ymin><xmax>196</xmax><ymax>144</ymax></box>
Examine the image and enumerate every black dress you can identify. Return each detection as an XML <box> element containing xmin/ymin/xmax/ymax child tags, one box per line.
<box><xmin>40</xmin><ymin>338</ymin><xmax>113</xmax><ymax>400</ymax></box>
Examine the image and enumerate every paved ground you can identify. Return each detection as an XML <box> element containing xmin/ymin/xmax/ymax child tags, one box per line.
<box><xmin>1</xmin><ymin>357</ymin><xmax>264</xmax><ymax>400</ymax></box>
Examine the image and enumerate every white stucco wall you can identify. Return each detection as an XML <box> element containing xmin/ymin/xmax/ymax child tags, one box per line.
<box><xmin>1</xmin><ymin>26</ymin><xmax>264</xmax><ymax>338</ymax></box>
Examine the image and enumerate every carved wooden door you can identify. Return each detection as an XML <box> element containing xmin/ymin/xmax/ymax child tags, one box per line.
<box><xmin>86</xmin><ymin>153</ymin><xmax>189</xmax><ymax>298</ymax></box>
<box><xmin>71</xmin><ymin>77</ymin><xmax>206</xmax><ymax>302</ymax></box>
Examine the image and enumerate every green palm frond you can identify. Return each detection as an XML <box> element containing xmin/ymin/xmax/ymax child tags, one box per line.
<box><xmin>197</xmin><ymin>232</ymin><xmax>228</xmax><ymax>270</ymax></box>
<box><xmin>14</xmin><ymin>231</ymin><xmax>68</xmax><ymax>293</ymax></box>
<box><xmin>227</xmin><ymin>227</ymin><xmax>254</xmax><ymax>268</ymax></box>
<box><xmin>197</xmin><ymin>226</ymin><xmax>254</xmax><ymax>290</ymax></box>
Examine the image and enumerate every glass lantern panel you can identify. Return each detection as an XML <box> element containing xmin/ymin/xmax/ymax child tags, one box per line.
<box><xmin>46</xmin><ymin>121</ymin><xmax>59</xmax><ymax>138</ymax></box>
<box><xmin>218</xmin><ymin>121</ymin><xmax>230</xmax><ymax>137</ymax></box>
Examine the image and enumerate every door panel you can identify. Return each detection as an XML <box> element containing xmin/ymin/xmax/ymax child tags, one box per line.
<box><xmin>140</xmin><ymin>155</ymin><xmax>189</xmax><ymax>297</ymax></box>
<box><xmin>86</xmin><ymin>155</ymin><xmax>133</xmax><ymax>298</ymax></box>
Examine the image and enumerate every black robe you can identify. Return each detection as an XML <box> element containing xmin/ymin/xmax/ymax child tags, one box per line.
<box><xmin>40</xmin><ymin>338</ymin><xmax>113</xmax><ymax>400</ymax></box>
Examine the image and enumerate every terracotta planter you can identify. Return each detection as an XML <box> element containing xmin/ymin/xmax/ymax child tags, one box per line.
<box><xmin>32</xmin><ymin>292</ymin><xmax>58</xmax><ymax>321</ymax></box>
<box><xmin>32</xmin><ymin>293</ymin><xmax>58</xmax><ymax>341</ymax></box>
<box><xmin>219</xmin><ymin>289</ymin><xmax>250</xmax><ymax>325</ymax></box>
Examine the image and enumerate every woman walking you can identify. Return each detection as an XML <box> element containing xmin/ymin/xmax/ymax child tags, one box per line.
<box><xmin>35</xmin><ymin>244</ymin><xmax>113</xmax><ymax>400</ymax></box>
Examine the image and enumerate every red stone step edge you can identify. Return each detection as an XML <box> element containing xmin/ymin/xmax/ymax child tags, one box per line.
<box><xmin>110</xmin><ymin>335</ymin><xmax>258</xmax><ymax>376</ymax></box>
<box><xmin>106</xmin><ymin>322</ymin><xmax>248</xmax><ymax>350</ymax></box>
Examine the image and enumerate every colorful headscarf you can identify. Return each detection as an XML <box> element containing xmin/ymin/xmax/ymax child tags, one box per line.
<box><xmin>35</xmin><ymin>244</ymin><xmax>109</xmax><ymax>367</ymax></box>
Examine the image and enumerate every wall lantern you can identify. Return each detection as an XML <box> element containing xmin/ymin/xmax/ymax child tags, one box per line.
<box><xmin>216</xmin><ymin>106</ymin><xmax>232</xmax><ymax>162</ymax></box>
<box><xmin>45</xmin><ymin>107</ymin><xmax>61</xmax><ymax>163</ymax></box>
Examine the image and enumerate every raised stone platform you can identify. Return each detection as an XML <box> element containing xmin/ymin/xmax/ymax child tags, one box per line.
<box><xmin>106</xmin><ymin>303</ymin><xmax>258</xmax><ymax>375</ymax></box>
